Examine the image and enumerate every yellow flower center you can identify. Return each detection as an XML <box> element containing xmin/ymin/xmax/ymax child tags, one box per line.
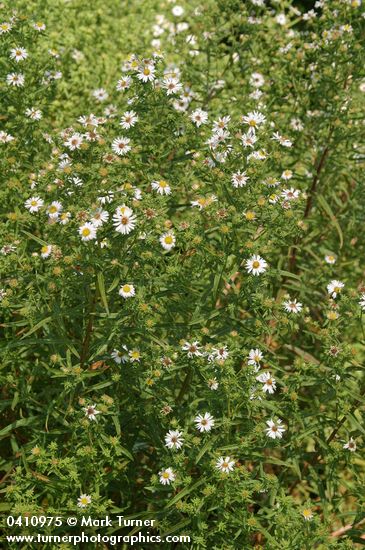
<box><xmin>252</xmin><ymin>261</ymin><xmax>260</xmax><ymax>269</ymax></box>
<box><xmin>122</xmin><ymin>285</ymin><xmax>131</xmax><ymax>293</ymax></box>
<box><xmin>164</xmin><ymin>236</ymin><xmax>173</xmax><ymax>245</ymax></box>
<box><xmin>82</xmin><ymin>228</ymin><xmax>91</xmax><ymax>237</ymax></box>
<box><xmin>245</xmin><ymin>211</ymin><xmax>255</xmax><ymax>220</ymax></box>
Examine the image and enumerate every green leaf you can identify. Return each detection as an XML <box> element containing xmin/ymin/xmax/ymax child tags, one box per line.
<box><xmin>317</xmin><ymin>194</ymin><xmax>343</xmax><ymax>248</ymax></box>
<box><xmin>21</xmin><ymin>316</ymin><xmax>52</xmax><ymax>339</ymax></box>
<box><xmin>21</xmin><ymin>230</ymin><xmax>49</xmax><ymax>247</ymax></box>
<box><xmin>97</xmin><ymin>272</ymin><xmax>109</xmax><ymax>314</ymax></box>
<box><xmin>195</xmin><ymin>435</ymin><xmax>219</xmax><ymax>464</ymax></box>
<box><xmin>278</xmin><ymin>270</ymin><xmax>301</xmax><ymax>281</ymax></box>
<box><xmin>165</xmin><ymin>478</ymin><xmax>206</xmax><ymax>509</ymax></box>
<box><xmin>0</xmin><ymin>417</ymin><xmax>37</xmax><ymax>438</ymax></box>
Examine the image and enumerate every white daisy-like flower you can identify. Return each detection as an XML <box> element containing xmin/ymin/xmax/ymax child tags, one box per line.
<box><xmin>359</xmin><ymin>293</ymin><xmax>365</xmax><ymax>310</ymax></box>
<box><xmin>33</xmin><ymin>21</ymin><xmax>46</xmax><ymax>31</ymax></box>
<box><xmin>265</xmin><ymin>418</ymin><xmax>286</xmax><ymax>439</ymax></box>
<box><xmin>159</xmin><ymin>467</ymin><xmax>176</xmax><ymax>485</ymax></box>
<box><xmin>302</xmin><ymin>508</ymin><xmax>313</xmax><ymax>521</ymax></box>
<box><xmin>281</xmin><ymin>170</ymin><xmax>293</xmax><ymax>180</ymax></box>
<box><xmin>173</xmin><ymin>97</ymin><xmax>190</xmax><ymax>112</ymax></box>
<box><xmin>0</xmin><ymin>22</ymin><xmax>12</xmax><ymax>34</ymax></box>
<box><xmin>248</xmin><ymin>348</ymin><xmax>263</xmax><ymax>368</ymax></box>
<box><xmin>83</xmin><ymin>404</ymin><xmax>100</xmax><ymax>421</ymax></box>
<box><xmin>248</xmin><ymin>149</ymin><xmax>268</xmax><ymax>161</ymax></box>
<box><xmin>256</xmin><ymin>371</ymin><xmax>276</xmax><ymax>394</ymax></box>
<box><xmin>47</xmin><ymin>201</ymin><xmax>62</xmax><ymax>219</ymax></box>
<box><xmin>95</xmin><ymin>194</ymin><xmax>112</xmax><ymax>207</ymax></box>
<box><xmin>241</xmin><ymin>132</ymin><xmax>257</xmax><ymax>148</ymax></box>
<box><xmin>40</xmin><ymin>245</ymin><xmax>52</xmax><ymax>259</ymax></box>
<box><xmin>6</xmin><ymin>73</ymin><xmax>25</xmax><ymax>87</ymax></box>
<box><xmin>291</xmin><ymin>118</ymin><xmax>304</xmax><ymax>131</ymax></box>
<box><xmin>208</xmin><ymin>378</ymin><xmax>219</xmax><ymax>390</ymax></box>
<box><xmin>59</xmin><ymin>212</ymin><xmax>71</xmax><ymax>225</ymax></box>
<box><xmin>245</xmin><ymin>254</ymin><xmax>267</xmax><ymax>275</ymax></box>
<box><xmin>90</xmin><ymin>208</ymin><xmax>109</xmax><ymax>227</ymax></box>
<box><xmin>182</xmin><ymin>341</ymin><xmax>203</xmax><ymax>357</ymax></box>
<box><xmin>1</xmin><ymin>244</ymin><xmax>16</xmax><ymax>255</ymax></box>
<box><xmin>325</xmin><ymin>254</ymin><xmax>336</xmax><ymax>264</ymax></box>
<box><xmin>64</xmin><ymin>133</ymin><xmax>83</xmax><ymax>150</ymax></box>
<box><xmin>327</xmin><ymin>280</ymin><xmax>344</xmax><ymax>299</ymax></box>
<box><xmin>190</xmin><ymin>195</ymin><xmax>218</xmax><ymax>209</ymax></box>
<box><xmin>283</xmin><ymin>299</ymin><xmax>303</xmax><ymax>314</ymax></box>
<box><xmin>241</xmin><ymin>110</ymin><xmax>266</xmax><ymax>129</ymax></box>
<box><xmin>119</xmin><ymin>284</ymin><xmax>135</xmax><ymax>298</ymax></box>
<box><xmin>120</xmin><ymin>110</ymin><xmax>139</xmax><ymax>129</ymax></box>
<box><xmin>78</xmin><ymin>114</ymin><xmax>99</xmax><ymax>127</ymax></box>
<box><xmin>212</xmin><ymin>116</ymin><xmax>231</xmax><ymax>132</ymax></box>
<box><xmin>25</xmin><ymin>107</ymin><xmax>42</xmax><ymax>120</ymax></box>
<box><xmin>92</xmin><ymin>88</ymin><xmax>108</xmax><ymax>101</ymax></box>
<box><xmin>151</xmin><ymin>179</ymin><xmax>171</xmax><ymax>195</ymax></box>
<box><xmin>343</xmin><ymin>437</ymin><xmax>356</xmax><ymax>452</ymax></box>
<box><xmin>129</xmin><ymin>349</ymin><xmax>141</xmax><ymax>362</ymax></box>
<box><xmin>116</xmin><ymin>76</ymin><xmax>132</xmax><ymax>91</ymax></box>
<box><xmin>281</xmin><ymin>188</ymin><xmax>300</xmax><ymax>201</ymax></box>
<box><xmin>10</xmin><ymin>47</ymin><xmax>28</xmax><ymax>62</ymax></box>
<box><xmin>113</xmin><ymin>205</ymin><xmax>137</xmax><ymax>234</ymax></box>
<box><xmin>249</xmin><ymin>385</ymin><xmax>262</xmax><ymax>401</ymax></box>
<box><xmin>165</xmin><ymin>430</ymin><xmax>184</xmax><ymax>450</ymax></box>
<box><xmin>276</xmin><ymin>12</ymin><xmax>288</xmax><ymax>24</ymax></box>
<box><xmin>137</xmin><ymin>65</ymin><xmax>156</xmax><ymax>82</ymax></box>
<box><xmin>0</xmin><ymin>131</ymin><xmax>14</xmax><ymax>143</ymax></box>
<box><xmin>77</xmin><ymin>494</ymin><xmax>92</xmax><ymax>508</ymax></box>
<box><xmin>250</xmin><ymin>72</ymin><xmax>265</xmax><ymax>88</ymax></box>
<box><xmin>216</xmin><ymin>456</ymin><xmax>235</xmax><ymax>474</ymax></box>
<box><xmin>112</xmin><ymin>136</ymin><xmax>131</xmax><ymax>156</ymax></box>
<box><xmin>172</xmin><ymin>5</ymin><xmax>184</xmax><ymax>16</ymax></box>
<box><xmin>269</xmin><ymin>193</ymin><xmax>279</xmax><ymax>204</ymax></box>
<box><xmin>163</xmin><ymin>77</ymin><xmax>183</xmax><ymax>95</ymax></box>
<box><xmin>111</xmin><ymin>347</ymin><xmax>129</xmax><ymax>364</ymax></box>
<box><xmin>209</xmin><ymin>346</ymin><xmax>229</xmax><ymax>362</ymax></box>
<box><xmin>231</xmin><ymin>170</ymin><xmax>249</xmax><ymax>188</ymax></box>
<box><xmin>160</xmin><ymin>232</ymin><xmax>176</xmax><ymax>251</ymax></box>
<box><xmin>272</xmin><ymin>132</ymin><xmax>293</xmax><ymax>147</ymax></box>
<box><xmin>195</xmin><ymin>412</ymin><xmax>215</xmax><ymax>432</ymax></box>
<box><xmin>25</xmin><ymin>196</ymin><xmax>44</xmax><ymax>213</ymax></box>
<box><xmin>79</xmin><ymin>223</ymin><xmax>97</xmax><ymax>241</ymax></box>
<box><xmin>190</xmin><ymin>108</ymin><xmax>208</xmax><ymax>127</ymax></box>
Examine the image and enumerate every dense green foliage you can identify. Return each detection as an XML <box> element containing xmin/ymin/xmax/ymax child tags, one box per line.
<box><xmin>1</xmin><ymin>0</ymin><xmax>365</xmax><ymax>548</ymax></box>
